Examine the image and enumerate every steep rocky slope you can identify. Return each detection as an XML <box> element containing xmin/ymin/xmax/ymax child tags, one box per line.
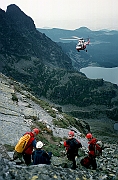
<box><xmin>0</xmin><ymin>73</ymin><xmax>88</xmax><ymax>148</ymax></box>
<box><xmin>0</xmin><ymin>73</ymin><xmax>118</xmax><ymax>180</ymax></box>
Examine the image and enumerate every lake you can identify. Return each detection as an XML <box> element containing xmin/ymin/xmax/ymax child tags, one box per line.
<box><xmin>80</xmin><ymin>66</ymin><xmax>118</xmax><ymax>85</ymax></box>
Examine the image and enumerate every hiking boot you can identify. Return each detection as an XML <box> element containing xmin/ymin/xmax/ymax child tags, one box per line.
<box><xmin>16</xmin><ymin>162</ymin><xmax>24</xmax><ymax>165</ymax></box>
<box><xmin>71</xmin><ymin>165</ymin><xmax>78</xmax><ymax>170</ymax></box>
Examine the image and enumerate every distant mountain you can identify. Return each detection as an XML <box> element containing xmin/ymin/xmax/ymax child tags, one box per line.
<box><xmin>0</xmin><ymin>4</ymin><xmax>118</xmax><ymax>121</ymax></box>
<box><xmin>38</xmin><ymin>27</ymin><xmax>92</xmax><ymax>42</ymax></box>
<box><xmin>38</xmin><ymin>27</ymin><xmax>118</xmax><ymax>69</ymax></box>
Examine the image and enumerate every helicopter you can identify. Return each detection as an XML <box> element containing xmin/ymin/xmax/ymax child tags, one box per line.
<box><xmin>60</xmin><ymin>36</ymin><xmax>90</xmax><ymax>52</ymax></box>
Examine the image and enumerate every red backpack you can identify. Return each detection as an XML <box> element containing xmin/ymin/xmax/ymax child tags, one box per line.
<box><xmin>80</xmin><ymin>156</ymin><xmax>91</xmax><ymax>168</ymax></box>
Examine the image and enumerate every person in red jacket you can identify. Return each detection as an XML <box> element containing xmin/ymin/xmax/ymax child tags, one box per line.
<box><xmin>22</xmin><ymin>128</ymin><xmax>40</xmax><ymax>165</ymax></box>
<box><xmin>64</xmin><ymin>131</ymin><xmax>82</xmax><ymax>169</ymax></box>
<box><xmin>86</xmin><ymin>133</ymin><xmax>97</xmax><ymax>170</ymax></box>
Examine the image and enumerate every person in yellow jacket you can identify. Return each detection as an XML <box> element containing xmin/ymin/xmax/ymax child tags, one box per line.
<box><xmin>13</xmin><ymin>128</ymin><xmax>40</xmax><ymax>165</ymax></box>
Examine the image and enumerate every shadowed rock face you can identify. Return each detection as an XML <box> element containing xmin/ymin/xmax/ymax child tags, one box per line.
<box><xmin>6</xmin><ymin>4</ymin><xmax>36</xmax><ymax>31</ymax></box>
<box><xmin>0</xmin><ymin>4</ymin><xmax>73</xmax><ymax>70</ymax></box>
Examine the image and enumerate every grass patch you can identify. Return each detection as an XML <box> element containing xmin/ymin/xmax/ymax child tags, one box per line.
<box><xmin>31</xmin><ymin>121</ymin><xmax>64</xmax><ymax>156</ymax></box>
<box><xmin>4</xmin><ymin>144</ymin><xmax>14</xmax><ymax>151</ymax></box>
<box><xmin>11</xmin><ymin>93</ymin><xmax>18</xmax><ymax>102</ymax></box>
<box><xmin>44</xmin><ymin>143</ymin><xmax>64</xmax><ymax>157</ymax></box>
<box><xmin>53</xmin><ymin>118</ymin><xmax>69</xmax><ymax>128</ymax></box>
<box><xmin>51</xmin><ymin>136</ymin><xmax>62</xmax><ymax>142</ymax></box>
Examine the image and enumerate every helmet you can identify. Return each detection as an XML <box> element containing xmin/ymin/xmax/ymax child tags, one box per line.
<box><xmin>36</xmin><ymin>141</ymin><xmax>43</xmax><ymax>149</ymax></box>
<box><xmin>86</xmin><ymin>133</ymin><xmax>92</xmax><ymax>139</ymax></box>
<box><xmin>32</xmin><ymin>128</ymin><xmax>40</xmax><ymax>135</ymax></box>
<box><xmin>68</xmin><ymin>131</ymin><xmax>74</xmax><ymax>136</ymax></box>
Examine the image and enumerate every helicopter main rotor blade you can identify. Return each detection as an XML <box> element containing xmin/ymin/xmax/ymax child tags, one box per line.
<box><xmin>72</xmin><ymin>36</ymin><xmax>83</xmax><ymax>40</ymax></box>
<box><xmin>60</xmin><ymin>38</ymin><xmax>77</xmax><ymax>40</ymax></box>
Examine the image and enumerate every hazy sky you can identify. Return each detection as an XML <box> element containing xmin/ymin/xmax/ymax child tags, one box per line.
<box><xmin>1</xmin><ymin>0</ymin><xmax>118</xmax><ymax>30</ymax></box>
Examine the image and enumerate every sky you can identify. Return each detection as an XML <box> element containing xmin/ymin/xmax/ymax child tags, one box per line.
<box><xmin>1</xmin><ymin>0</ymin><xmax>118</xmax><ymax>31</ymax></box>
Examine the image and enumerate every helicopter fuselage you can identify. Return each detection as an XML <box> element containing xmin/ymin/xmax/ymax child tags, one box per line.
<box><xmin>76</xmin><ymin>39</ymin><xmax>90</xmax><ymax>52</ymax></box>
<box><xmin>76</xmin><ymin>43</ymin><xmax>86</xmax><ymax>51</ymax></box>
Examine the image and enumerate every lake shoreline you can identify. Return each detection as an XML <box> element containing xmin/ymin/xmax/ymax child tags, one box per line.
<box><xmin>80</xmin><ymin>66</ymin><xmax>118</xmax><ymax>85</ymax></box>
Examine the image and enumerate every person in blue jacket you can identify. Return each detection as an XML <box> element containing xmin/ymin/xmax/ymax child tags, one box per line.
<box><xmin>32</xmin><ymin>141</ymin><xmax>52</xmax><ymax>165</ymax></box>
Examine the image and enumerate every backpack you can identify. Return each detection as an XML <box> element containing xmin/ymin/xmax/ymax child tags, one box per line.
<box><xmin>94</xmin><ymin>140</ymin><xmax>103</xmax><ymax>156</ymax></box>
<box><xmin>15</xmin><ymin>134</ymin><xmax>31</xmax><ymax>153</ymax></box>
<box><xmin>66</xmin><ymin>138</ymin><xmax>81</xmax><ymax>159</ymax></box>
<box><xmin>80</xmin><ymin>156</ymin><xmax>91</xmax><ymax>168</ymax></box>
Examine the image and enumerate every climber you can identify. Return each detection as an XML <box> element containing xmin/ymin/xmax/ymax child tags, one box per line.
<box><xmin>23</xmin><ymin>128</ymin><xmax>40</xmax><ymax>165</ymax></box>
<box><xmin>85</xmin><ymin>133</ymin><xmax>98</xmax><ymax>170</ymax></box>
<box><xmin>32</xmin><ymin>141</ymin><xmax>52</xmax><ymax>165</ymax></box>
<box><xmin>64</xmin><ymin>131</ymin><xmax>82</xmax><ymax>169</ymax></box>
<box><xmin>13</xmin><ymin>128</ymin><xmax>40</xmax><ymax>165</ymax></box>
